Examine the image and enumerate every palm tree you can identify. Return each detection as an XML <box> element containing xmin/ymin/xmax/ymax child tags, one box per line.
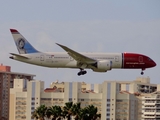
<box><xmin>32</xmin><ymin>102</ymin><xmax>101</xmax><ymax>120</ymax></box>
<box><xmin>85</xmin><ymin>105</ymin><xmax>101</xmax><ymax>120</ymax></box>
<box><xmin>71</xmin><ymin>102</ymin><xmax>81</xmax><ymax>120</ymax></box>
<box><xmin>79</xmin><ymin>105</ymin><xmax>101</xmax><ymax>120</ymax></box>
<box><xmin>79</xmin><ymin>107</ymin><xmax>88</xmax><ymax>120</ymax></box>
<box><xmin>46</xmin><ymin>105</ymin><xmax>62</xmax><ymax>120</ymax></box>
<box><xmin>32</xmin><ymin>104</ymin><xmax>47</xmax><ymax>120</ymax></box>
<box><xmin>63</xmin><ymin>102</ymin><xmax>73</xmax><ymax>120</ymax></box>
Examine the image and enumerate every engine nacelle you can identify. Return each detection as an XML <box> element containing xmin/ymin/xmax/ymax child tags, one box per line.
<box><xmin>92</xmin><ymin>60</ymin><xmax>112</xmax><ymax>72</ymax></box>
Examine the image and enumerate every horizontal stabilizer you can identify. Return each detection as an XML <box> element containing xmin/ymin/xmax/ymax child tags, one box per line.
<box><xmin>10</xmin><ymin>53</ymin><xmax>29</xmax><ymax>59</ymax></box>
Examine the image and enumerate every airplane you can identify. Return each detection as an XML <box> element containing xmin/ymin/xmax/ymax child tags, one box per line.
<box><xmin>9</xmin><ymin>29</ymin><xmax>156</xmax><ymax>76</ymax></box>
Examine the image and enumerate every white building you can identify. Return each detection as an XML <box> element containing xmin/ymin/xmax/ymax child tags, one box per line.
<box><xmin>9</xmin><ymin>77</ymin><xmax>160</xmax><ymax>120</ymax></box>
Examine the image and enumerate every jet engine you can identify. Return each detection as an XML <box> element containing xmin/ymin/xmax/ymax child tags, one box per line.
<box><xmin>92</xmin><ymin>60</ymin><xmax>112</xmax><ymax>72</ymax></box>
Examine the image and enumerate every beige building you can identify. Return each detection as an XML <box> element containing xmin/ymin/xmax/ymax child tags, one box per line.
<box><xmin>10</xmin><ymin>77</ymin><xmax>160</xmax><ymax>120</ymax></box>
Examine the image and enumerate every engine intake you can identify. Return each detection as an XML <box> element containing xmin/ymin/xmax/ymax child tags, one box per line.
<box><xmin>92</xmin><ymin>60</ymin><xmax>112</xmax><ymax>72</ymax></box>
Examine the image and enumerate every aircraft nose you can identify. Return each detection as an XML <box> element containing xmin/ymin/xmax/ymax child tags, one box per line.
<box><xmin>153</xmin><ymin>61</ymin><xmax>157</xmax><ymax>67</ymax></box>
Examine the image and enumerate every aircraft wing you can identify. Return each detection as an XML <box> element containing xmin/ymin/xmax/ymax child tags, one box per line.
<box><xmin>56</xmin><ymin>43</ymin><xmax>96</xmax><ymax>64</ymax></box>
<box><xmin>10</xmin><ymin>53</ymin><xmax>29</xmax><ymax>59</ymax></box>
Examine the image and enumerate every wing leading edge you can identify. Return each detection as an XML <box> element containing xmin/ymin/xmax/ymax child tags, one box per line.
<box><xmin>56</xmin><ymin>43</ymin><xmax>96</xmax><ymax>64</ymax></box>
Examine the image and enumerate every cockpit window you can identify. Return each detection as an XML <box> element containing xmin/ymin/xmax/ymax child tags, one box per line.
<box><xmin>148</xmin><ymin>58</ymin><xmax>152</xmax><ymax>61</ymax></box>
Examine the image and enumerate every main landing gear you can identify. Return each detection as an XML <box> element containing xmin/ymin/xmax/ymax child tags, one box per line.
<box><xmin>77</xmin><ymin>69</ymin><xmax>87</xmax><ymax>76</ymax></box>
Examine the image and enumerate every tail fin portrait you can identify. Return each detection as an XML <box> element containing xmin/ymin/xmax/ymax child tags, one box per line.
<box><xmin>10</xmin><ymin>29</ymin><xmax>39</xmax><ymax>54</ymax></box>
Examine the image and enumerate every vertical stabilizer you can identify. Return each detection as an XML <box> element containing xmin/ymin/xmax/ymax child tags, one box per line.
<box><xmin>10</xmin><ymin>29</ymin><xmax>39</xmax><ymax>54</ymax></box>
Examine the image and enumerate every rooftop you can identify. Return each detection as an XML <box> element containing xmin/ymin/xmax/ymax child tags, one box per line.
<box><xmin>0</xmin><ymin>71</ymin><xmax>36</xmax><ymax>77</ymax></box>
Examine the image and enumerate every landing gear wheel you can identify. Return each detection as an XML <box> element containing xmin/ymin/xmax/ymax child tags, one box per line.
<box><xmin>81</xmin><ymin>70</ymin><xmax>87</xmax><ymax>75</ymax></box>
<box><xmin>141</xmin><ymin>71</ymin><xmax>144</xmax><ymax>75</ymax></box>
<box><xmin>77</xmin><ymin>69</ymin><xmax>87</xmax><ymax>76</ymax></box>
<box><xmin>141</xmin><ymin>68</ymin><xmax>145</xmax><ymax>75</ymax></box>
<box><xmin>77</xmin><ymin>72</ymin><xmax>81</xmax><ymax>76</ymax></box>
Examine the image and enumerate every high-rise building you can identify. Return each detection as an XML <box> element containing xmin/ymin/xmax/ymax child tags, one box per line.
<box><xmin>0</xmin><ymin>64</ymin><xmax>35</xmax><ymax>120</ymax></box>
<box><xmin>9</xmin><ymin>76</ymin><xmax>160</xmax><ymax>120</ymax></box>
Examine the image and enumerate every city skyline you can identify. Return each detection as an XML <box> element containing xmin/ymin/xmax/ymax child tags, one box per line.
<box><xmin>0</xmin><ymin>1</ymin><xmax>160</xmax><ymax>87</ymax></box>
<box><xmin>10</xmin><ymin>76</ymin><xmax>160</xmax><ymax>120</ymax></box>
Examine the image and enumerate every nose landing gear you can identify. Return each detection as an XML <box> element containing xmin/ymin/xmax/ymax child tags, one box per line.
<box><xmin>141</xmin><ymin>68</ymin><xmax>145</xmax><ymax>75</ymax></box>
<box><xmin>77</xmin><ymin>69</ymin><xmax>87</xmax><ymax>76</ymax></box>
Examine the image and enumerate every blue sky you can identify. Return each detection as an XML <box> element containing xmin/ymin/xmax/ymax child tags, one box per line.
<box><xmin>0</xmin><ymin>1</ymin><xmax>160</xmax><ymax>87</ymax></box>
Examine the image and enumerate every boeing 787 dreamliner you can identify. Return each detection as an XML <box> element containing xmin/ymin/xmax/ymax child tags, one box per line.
<box><xmin>10</xmin><ymin>29</ymin><xmax>156</xmax><ymax>76</ymax></box>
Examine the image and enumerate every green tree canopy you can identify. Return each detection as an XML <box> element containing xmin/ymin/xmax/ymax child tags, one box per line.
<box><xmin>32</xmin><ymin>102</ymin><xmax>101</xmax><ymax>120</ymax></box>
<box><xmin>32</xmin><ymin>104</ymin><xmax>47</xmax><ymax>120</ymax></box>
<box><xmin>46</xmin><ymin>105</ymin><xmax>62</xmax><ymax>120</ymax></box>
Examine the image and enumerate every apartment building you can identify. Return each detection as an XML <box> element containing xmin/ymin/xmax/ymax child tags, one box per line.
<box><xmin>141</xmin><ymin>93</ymin><xmax>160</xmax><ymax>120</ymax></box>
<box><xmin>9</xmin><ymin>76</ymin><xmax>160</xmax><ymax>120</ymax></box>
<box><xmin>0</xmin><ymin>64</ymin><xmax>35</xmax><ymax>120</ymax></box>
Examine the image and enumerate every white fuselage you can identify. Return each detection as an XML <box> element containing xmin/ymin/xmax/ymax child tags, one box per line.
<box><xmin>13</xmin><ymin>52</ymin><xmax>123</xmax><ymax>69</ymax></box>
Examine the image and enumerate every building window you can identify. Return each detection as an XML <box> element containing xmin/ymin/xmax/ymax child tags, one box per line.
<box><xmin>53</xmin><ymin>98</ymin><xmax>58</xmax><ymax>101</ymax></box>
<box><xmin>106</xmin><ymin>113</ymin><xmax>110</xmax><ymax>116</ymax></box>
<box><xmin>31</xmin><ymin>102</ymin><xmax>35</xmax><ymax>105</ymax></box>
<box><xmin>32</xmin><ymin>98</ymin><xmax>35</xmax><ymax>100</ymax></box>
<box><xmin>59</xmin><ymin>99</ymin><xmax>63</xmax><ymax>101</ymax></box>
<box><xmin>107</xmin><ymin>83</ymin><xmax>111</xmax><ymax>99</ymax></box>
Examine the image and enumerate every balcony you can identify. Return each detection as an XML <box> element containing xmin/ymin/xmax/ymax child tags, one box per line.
<box><xmin>144</xmin><ymin>112</ymin><xmax>155</xmax><ymax>115</ymax></box>
<box><xmin>142</xmin><ymin>115</ymin><xmax>156</xmax><ymax>118</ymax></box>
<box><xmin>143</xmin><ymin>102</ymin><xmax>156</xmax><ymax>105</ymax></box>
<box><xmin>142</xmin><ymin>106</ymin><xmax>156</xmax><ymax>109</ymax></box>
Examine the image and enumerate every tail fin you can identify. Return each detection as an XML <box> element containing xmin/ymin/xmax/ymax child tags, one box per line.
<box><xmin>10</xmin><ymin>29</ymin><xmax>39</xmax><ymax>54</ymax></box>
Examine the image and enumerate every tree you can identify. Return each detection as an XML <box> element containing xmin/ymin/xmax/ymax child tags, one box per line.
<box><xmin>63</xmin><ymin>102</ymin><xmax>73</xmax><ymax>120</ymax></box>
<box><xmin>32</xmin><ymin>104</ymin><xmax>47</xmax><ymax>120</ymax></box>
<box><xmin>86</xmin><ymin>105</ymin><xmax>101</xmax><ymax>120</ymax></box>
<box><xmin>46</xmin><ymin>105</ymin><xmax>62</xmax><ymax>120</ymax></box>
<box><xmin>80</xmin><ymin>105</ymin><xmax>101</xmax><ymax>120</ymax></box>
<box><xmin>32</xmin><ymin>102</ymin><xmax>101</xmax><ymax>120</ymax></box>
<box><xmin>71</xmin><ymin>102</ymin><xmax>81</xmax><ymax>120</ymax></box>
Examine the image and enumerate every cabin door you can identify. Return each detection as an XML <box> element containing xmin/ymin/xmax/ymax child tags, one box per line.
<box><xmin>40</xmin><ymin>55</ymin><xmax>44</xmax><ymax>61</ymax></box>
<box><xmin>139</xmin><ymin>56</ymin><xmax>143</xmax><ymax>63</ymax></box>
